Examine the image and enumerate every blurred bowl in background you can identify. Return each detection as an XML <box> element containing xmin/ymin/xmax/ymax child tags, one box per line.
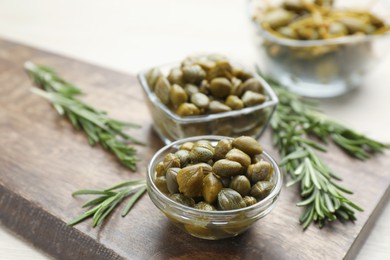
<box><xmin>248</xmin><ymin>0</ymin><xmax>390</xmax><ymax>98</ymax></box>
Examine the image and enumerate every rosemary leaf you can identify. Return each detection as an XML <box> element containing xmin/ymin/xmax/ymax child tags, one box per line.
<box><xmin>25</xmin><ymin>62</ymin><xmax>144</xmax><ymax>171</ymax></box>
<box><xmin>69</xmin><ymin>180</ymin><xmax>146</xmax><ymax>227</ymax></box>
<box><xmin>262</xmin><ymin>73</ymin><xmax>389</xmax><ymax>229</ymax></box>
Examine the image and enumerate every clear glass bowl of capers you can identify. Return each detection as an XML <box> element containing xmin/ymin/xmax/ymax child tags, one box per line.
<box><xmin>146</xmin><ymin>135</ymin><xmax>282</xmax><ymax>240</ymax></box>
<box><xmin>249</xmin><ymin>0</ymin><xmax>390</xmax><ymax>98</ymax></box>
<box><xmin>137</xmin><ymin>54</ymin><xmax>278</xmax><ymax>144</ymax></box>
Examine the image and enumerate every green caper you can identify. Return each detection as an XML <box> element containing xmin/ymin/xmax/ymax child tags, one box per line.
<box><xmin>210</xmin><ymin>77</ymin><xmax>232</xmax><ymax>98</ymax></box>
<box><xmin>155</xmin><ymin>161</ymin><xmax>166</xmax><ymax>177</ymax></box>
<box><xmin>194</xmin><ymin>201</ymin><xmax>216</xmax><ymax>211</ymax></box>
<box><xmin>154</xmin><ymin>76</ymin><xmax>172</xmax><ymax>105</ymax></box>
<box><xmin>184</xmin><ymin>83</ymin><xmax>199</xmax><ymax>96</ymax></box>
<box><xmin>241</xmin><ymin>91</ymin><xmax>266</xmax><ymax>107</ymax></box>
<box><xmin>154</xmin><ymin>176</ymin><xmax>170</xmax><ymax>194</ymax></box>
<box><xmin>191</xmin><ymin>92</ymin><xmax>210</xmax><ymax>109</ymax></box>
<box><xmin>208</xmin><ymin>100</ymin><xmax>232</xmax><ymax>114</ymax></box>
<box><xmin>230</xmin><ymin>77</ymin><xmax>244</xmax><ymax>97</ymax></box>
<box><xmin>232</xmin><ymin>136</ymin><xmax>263</xmax><ymax>156</ymax></box>
<box><xmin>175</xmin><ymin>149</ymin><xmax>190</xmax><ymax>167</ymax></box>
<box><xmin>167</xmin><ymin>67</ymin><xmax>184</xmax><ymax>85</ymax></box>
<box><xmin>202</xmin><ymin>172</ymin><xmax>223</xmax><ymax>204</ymax></box>
<box><xmin>247</xmin><ymin>160</ymin><xmax>273</xmax><ymax>183</ymax></box>
<box><xmin>189</xmin><ymin>146</ymin><xmax>214</xmax><ymax>163</ymax></box>
<box><xmin>180</xmin><ymin>142</ymin><xmax>195</xmax><ymax>151</ymax></box>
<box><xmin>241</xmin><ymin>78</ymin><xmax>264</xmax><ymax>94</ymax></box>
<box><xmin>225</xmin><ymin>95</ymin><xmax>244</xmax><ymax>110</ymax></box>
<box><xmin>250</xmin><ymin>181</ymin><xmax>275</xmax><ymax>199</ymax></box>
<box><xmin>182</xmin><ymin>64</ymin><xmax>206</xmax><ymax>84</ymax></box>
<box><xmin>225</xmin><ymin>148</ymin><xmax>251</xmax><ymax>168</ymax></box>
<box><xmin>214</xmin><ymin>138</ymin><xmax>232</xmax><ymax>160</ymax></box>
<box><xmin>261</xmin><ymin>8</ymin><xmax>294</xmax><ymax>29</ymax></box>
<box><xmin>212</xmin><ymin>159</ymin><xmax>242</xmax><ymax>177</ymax></box>
<box><xmin>243</xmin><ymin>196</ymin><xmax>257</xmax><ymax>207</ymax></box>
<box><xmin>177</xmin><ymin>164</ymin><xmax>205</xmax><ymax>198</ymax></box>
<box><xmin>146</xmin><ymin>68</ymin><xmax>163</xmax><ymax>90</ymax></box>
<box><xmin>207</xmin><ymin>60</ymin><xmax>233</xmax><ymax>80</ymax></box>
<box><xmin>169</xmin><ymin>84</ymin><xmax>188</xmax><ymax>108</ymax></box>
<box><xmin>233</xmin><ymin>68</ymin><xmax>253</xmax><ymax>81</ymax></box>
<box><xmin>166</xmin><ymin>167</ymin><xmax>180</xmax><ymax>194</ymax></box>
<box><xmin>163</xmin><ymin>153</ymin><xmax>181</xmax><ymax>170</ymax></box>
<box><xmin>176</xmin><ymin>103</ymin><xmax>200</xmax><ymax>116</ymax></box>
<box><xmin>218</xmin><ymin>188</ymin><xmax>246</xmax><ymax>210</ymax></box>
<box><xmin>169</xmin><ymin>193</ymin><xmax>195</xmax><ymax>207</ymax></box>
<box><xmin>229</xmin><ymin>175</ymin><xmax>251</xmax><ymax>197</ymax></box>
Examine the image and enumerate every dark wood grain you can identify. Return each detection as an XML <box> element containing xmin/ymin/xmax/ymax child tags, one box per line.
<box><xmin>0</xmin><ymin>38</ymin><xmax>389</xmax><ymax>260</ymax></box>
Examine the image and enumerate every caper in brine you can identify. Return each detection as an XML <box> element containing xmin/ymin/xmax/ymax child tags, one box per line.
<box><xmin>241</xmin><ymin>78</ymin><xmax>264</xmax><ymax>94</ymax></box>
<box><xmin>247</xmin><ymin>160</ymin><xmax>273</xmax><ymax>183</ymax></box>
<box><xmin>176</xmin><ymin>103</ymin><xmax>201</xmax><ymax>116</ymax></box>
<box><xmin>210</xmin><ymin>77</ymin><xmax>232</xmax><ymax>98</ymax></box>
<box><xmin>225</xmin><ymin>148</ymin><xmax>251</xmax><ymax>168</ymax></box>
<box><xmin>214</xmin><ymin>138</ymin><xmax>233</xmax><ymax>160</ymax></box>
<box><xmin>154</xmin><ymin>76</ymin><xmax>172</xmax><ymax>105</ymax></box>
<box><xmin>232</xmin><ymin>136</ymin><xmax>263</xmax><ymax>156</ymax></box>
<box><xmin>166</xmin><ymin>167</ymin><xmax>180</xmax><ymax>194</ymax></box>
<box><xmin>169</xmin><ymin>193</ymin><xmax>195</xmax><ymax>207</ymax></box>
<box><xmin>167</xmin><ymin>67</ymin><xmax>184</xmax><ymax>86</ymax></box>
<box><xmin>170</xmin><ymin>84</ymin><xmax>188</xmax><ymax>108</ymax></box>
<box><xmin>175</xmin><ymin>149</ymin><xmax>190</xmax><ymax>167</ymax></box>
<box><xmin>241</xmin><ymin>91</ymin><xmax>266</xmax><ymax>107</ymax></box>
<box><xmin>250</xmin><ymin>181</ymin><xmax>275</xmax><ymax>199</ymax></box>
<box><xmin>155</xmin><ymin>161</ymin><xmax>166</xmax><ymax>177</ymax></box>
<box><xmin>194</xmin><ymin>201</ymin><xmax>216</xmax><ymax>211</ymax></box>
<box><xmin>177</xmin><ymin>164</ymin><xmax>205</xmax><ymax>198</ymax></box>
<box><xmin>202</xmin><ymin>172</ymin><xmax>223</xmax><ymax>204</ymax></box>
<box><xmin>182</xmin><ymin>64</ymin><xmax>206</xmax><ymax>84</ymax></box>
<box><xmin>208</xmin><ymin>100</ymin><xmax>232</xmax><ymax>114</ymax></box>
<box><xmin>189</xmin><ymin>146</ymin><xmax>214</xmax><ymax>163</ymax></box>
<box><xmin>191</xmin><ymin>92</ymin><xmax>210</xmax><ymax>109</ymax></box>
<box><xmin>218</xmin><ymin>188</ymin><xmax>246</xmax><ymax>210</ymax></box>
<box><xmin>184</xmin><ymin>83</ymin><xmax>199</xmax><ymax>96</ymax></box>
<box><xmin>225</xmin><ymin>95</ymin><xmax>244</xmax><ymax>110</ymax></box>
<box><xmin>243</xmin><ymin>196</ymin><xmax>257</xmax><ymax>207</ymax></box>
<box><xmin>146</xmin><ymin>68</ymin><xmax>163</xmax><ymax>90</ymax></box>
<box><xmin>154</xmin><ymin>176</ymin><xmax>170</xmax><ymax>194</ymax></box>
<box><xmin>229</xmin><ymin>175</ymin><xmax>251</xmax><ymax>197</ymax></box>
<box><xmin>212</xmin><ymin>159</ymin><xmax>242</xmax><ymax>177</ymax></box>
<box><xmin>180</xmin><ymin>142</ymin><xmax>195</xmax><ymax>151</ymax></box>
<box><xmin>163</xmin><ymin>153</ymin><xmax>181</xmax><ymax>169</ymax></box>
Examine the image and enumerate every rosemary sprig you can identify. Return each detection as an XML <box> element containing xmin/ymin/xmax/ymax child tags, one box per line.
<box><xmin>25</xmin><ymin>62</ymin><xmax>144</xmax><ymax>171</ymax></box>
<box><xmin>68</xmin><ymin>180</ymin><xmax>147</xmax><ymax>227</ymax></box>
<box><xmin>266</xmin><ymin>76</ymin><xmax>389</xmax><ymax>229</ymax></box>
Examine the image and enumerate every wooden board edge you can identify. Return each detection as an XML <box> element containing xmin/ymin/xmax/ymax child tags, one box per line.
<box><xmin>344</xmin><ymin>184</ymin><xmax>390</xmax><ymax>260</ymax></box>
<box><xmin>0</xmin><ymin>184</ymin><xmax>123</xmax><ymax>260</ymax></box>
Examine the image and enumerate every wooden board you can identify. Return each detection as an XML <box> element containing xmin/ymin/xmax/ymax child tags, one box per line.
<box><xmin>0</xmin><ymin>38</ymin><xmax>389</xmax><ymax>260</ymax></box>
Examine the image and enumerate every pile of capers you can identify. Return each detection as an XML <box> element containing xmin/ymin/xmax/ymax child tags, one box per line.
<box><xmin>254</xmin><ymin>0</ymin><xmax>390</xmax><ymax>41</ymax></box>
<box><xmin>145</xmin><ymin>55</ymin><xmax>267</xmax><ymax>117</ymax></box>
<box><xmin>154</xmin><ymin>136</ymin><xmax>275</xmax><ymax>211</ymax></box>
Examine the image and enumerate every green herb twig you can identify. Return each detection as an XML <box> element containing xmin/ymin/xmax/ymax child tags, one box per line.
<box><xmin>266</xmin><ymin>77</ymin><xmax>388</xmax><ymax>229</ymax></box>
<box><xmin>68</xmin><ymin>180</ymin><xmax>147</xmax><ymax>227</ymax></box>
<box><xmin>25</xmin><ymin>61</ymin><xmax>144</xmax><ymax>171</ymax></box>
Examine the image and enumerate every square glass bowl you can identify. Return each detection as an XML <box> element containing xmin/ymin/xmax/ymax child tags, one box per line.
<box><xmin>137</xmin><ymin>58</ymin><xmax>278</xmax><ymax>144</ymax></box>
<box><xmin>248</xmin><ymin>0</ymin><xmax>390</xmax><ymax>98</ymax></box>
<box><xmin>146</xmin><ymin>135</ymin><xmax>282</xmax><ymax>240</ymax></box>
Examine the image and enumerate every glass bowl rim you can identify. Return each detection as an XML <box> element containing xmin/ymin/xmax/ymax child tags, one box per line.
<box><xmin>146</xmin><ymin>135</ymin><xmax>283</xmax><ymax>218</ymax></box>
<box><xmin>137</xmin><ymin>59</ymin><xmax>279</xmax><ymax>124</ymax></box>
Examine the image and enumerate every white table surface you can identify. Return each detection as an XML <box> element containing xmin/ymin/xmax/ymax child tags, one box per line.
<box><xmin>0</xmin><ymin>0</ymin><xmax>389</xmax><ymax>259</ymax></box>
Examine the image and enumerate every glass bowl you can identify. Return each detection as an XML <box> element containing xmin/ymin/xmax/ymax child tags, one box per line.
<box><xmin>248</xmin><ymin>0</ymin><xmax>390</xmax><ymax>98</ymax></box>
<box><xmin>146</xmin><ymin>135</ymin><xmax>283</xmax><ymax>240</ymax></box>
<box><xmin>137</xmin><ymin>57</ymin><xmax>278</xmax><ymax>144</ymax></box>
